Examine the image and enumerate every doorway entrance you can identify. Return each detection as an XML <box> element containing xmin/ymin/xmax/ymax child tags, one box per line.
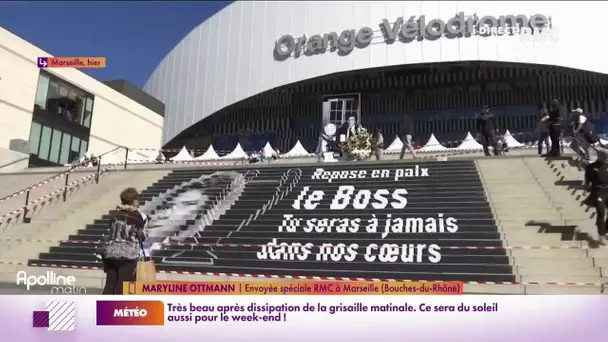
<box><xmin>322</xmin><ymin>94</ymin><xmax>361</xmax><ymax>130</ymax></box>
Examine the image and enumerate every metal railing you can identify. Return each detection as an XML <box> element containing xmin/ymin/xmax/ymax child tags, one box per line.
<box><xmin>0</xmin><ymin>146</ymin><xmax>131</xmax><ymax>224</ymax></box>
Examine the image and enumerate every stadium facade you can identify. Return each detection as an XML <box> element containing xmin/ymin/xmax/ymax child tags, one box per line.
<box><xmin>145</xmin><ymin>1</ymin><xmax>608</xmax><ymax>154</ymax></box>
<box><xmin>0</xmin><ymin>27</ymin><xmax>164</xmax><ymax>168</ymax></box>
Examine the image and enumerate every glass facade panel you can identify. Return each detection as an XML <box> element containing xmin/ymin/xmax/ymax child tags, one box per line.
<box><xmin>76</xmin><ymin>95</ymin><xmax>85</xmax><ymax>126</ymax></box>
<box><xmin>28</xmin><ymin>120</ymin><xmax>90</xmax><ymax>167</ymax></box>
<box><xmin>80</xmin><ymin>140</ymin><xmax>88</xmax><ymax>156</ymax></box>
<box><xmin>36</xmin><ymin>71</ymin><xmax>94</xmax><ymax>128</ymax></box>
<box><xmin>39</xmin><ymin>126</ymin><xmax>52</xmax><ymax>160</ymax></box>
<box><xmin>49</xmin><ymin>129</ymin><xmax>62</xmax><ymax>163</ymax></box>
<box><xmin>29</xmin><ymin>122</ymin><xmax>41</xmax><ymax>154</ymax></box>
<box><xmin>83</xmin><ymin>96</ymin><xmax>93</xmax><ymax>127</ymax></box>
<box><xmin>69</xmin><ymin>136</ymin><xmax>81</xmax><ymax>164</ymax></box>
<box><xmin>60</xmin><ymin>133</ymin><xmax>71</xmax><ymax>164</ymax></box>
<box><xmin>71</xmin><ymin>136</ymin><xmax>81</xmax><ymax>154</ymax></box>
<box><xmin>34</xmin><ymin>74</ymin><xmax>50</xmax><ymax>109</ymax></box>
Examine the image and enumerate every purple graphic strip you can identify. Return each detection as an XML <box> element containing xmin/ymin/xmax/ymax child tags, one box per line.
<box><xmin>0</xmin><ymin>295</ymin><xmax>606</xmax><ymax>341</ymax></box>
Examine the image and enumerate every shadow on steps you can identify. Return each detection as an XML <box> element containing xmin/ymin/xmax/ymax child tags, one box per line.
<box><xmin>525</xmin><ymin>220</ymin><xmax>601</xmax><ymax>247</ymax></box>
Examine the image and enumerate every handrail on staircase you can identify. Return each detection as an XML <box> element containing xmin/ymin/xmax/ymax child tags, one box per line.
<box><xmin>0</xmin><ymin>145</ymin><xmax>130</xmax><ymax>224</ymax></box>
<box><xmin>0</xmin><ymin>156</ymin><xmax>29</xmax><ymax>171</ymax></box>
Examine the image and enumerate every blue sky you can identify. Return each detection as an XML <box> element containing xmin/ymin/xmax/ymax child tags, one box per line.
<box><xmin>0</xmin><ymin>1</ymin><xmax>231</xmax><ymax>87</ymax></box>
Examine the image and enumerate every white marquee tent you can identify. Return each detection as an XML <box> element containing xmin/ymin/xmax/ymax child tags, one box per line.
<box><xmin>383</xmin><ymin>137</ymin><xmax>403</xmax><ymax>154</ymax></box>
<box><xmin>221</xmin><ymin>143</ymin><xmax>247</xmax><ymax>160</ymax></box>
<box><xmin>503</xmin><ymin>130</ymin><xmax>524</xmax><ymax>148</ymax></box>
<box><xmin>281</xmin><ymin>140</ymin><xmax>310</xmax><ymax>158</ymax></box>
<box><xmin>263</xmin><ymin>142</ymin><xmax>277</xmax><ymax>157</ymax></box>
<box><xmin>194</xmin><ymin>145</ymin><xmax>220</xmax><ymax>160</ymax></box>
<box><xmin>170</xmin><ymin>146</ymin><xmax>194</xmax><ymax>161</ymax></box>
<box><xmin>417</xmin><ymin>134</ymin><xmax>450</xmax><ymax>152</ymax></box>
<box><xmin>455</xmin><ymin>132</ymin><xmax>484</xmax><ymax>150</ymax></box>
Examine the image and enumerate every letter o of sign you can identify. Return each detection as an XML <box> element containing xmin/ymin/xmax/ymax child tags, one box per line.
<box><xmin>275</xmin><ymin>35</ymin><xmax>295</xmax><ymax>58</ymax></box>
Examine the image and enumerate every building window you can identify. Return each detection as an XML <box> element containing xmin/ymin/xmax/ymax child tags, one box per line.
<box><xmin>80</xmin><ymin>140</ymin><xmax>88</xmax><ymax>157</ymax></box>
<box><xmin>28</xmin><ymin>120</ymin><xmax>89</xmax><ymax>166</ymax></box>
<box><xmin>34</xmin><ymin>71</ymin><xmax>94</xmax><ymax>129</ymax></box>
<box><xmin>34</xmin><ymin>74</ymin><xmax>50</xmax><ymax>109</ymax></box>
<box><xmin>39</xmin><ymin>126</ymin><xmax>52</xmax><ymax>160</ymax></box>
<box><xmin>83</xmin><ymin>96</ymin><xmax>93</xmax><ymax>128</ymax></box>
<box><xmin>60</xmin><ymin>133</ymin><xmax>71</xmax><ymax>164</ymax></box>
<box><xmin>49</xmin><ymin>129</ymin><xmax>62</xmax><ymax>163</ymax></box>
<box><xmin>29</xmin><ymin>122</ymin><xmax>42</xmax><ymax>154</ymax></box>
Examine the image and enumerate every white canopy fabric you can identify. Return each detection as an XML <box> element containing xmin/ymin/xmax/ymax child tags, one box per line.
<box><xmin>503</xmin><ymin>130</ymin><xmax>524</xmax><ymax>148</ymax></box>
<box><xmin>263</xmin><ymin>142</ymin><xmax>277</xmax><ymax>158</ymax></box>
<box><xmin>383</xmin><ymin>136</ymin><xmax>403</xmax><ymax>153</ymax></box>
<box><xmin>170</xmin><ymin>146</ymin><xmax>194</xmax><ymax>161</ymax></box>
<box><xmin>281</xmin><ymin>140</ymin><xmax>310</xmax><ymax>158</ymax></box>
<box><xmin>194</xmin><ymin>145</ymin><xmax>220</xmax><ymax>160</ymax></box>
<box><xmin>221</xmin><ymin>143</ymin><xmax>247</xmax><ymax>160</ymax></box>
<box><xmin>417</xmin><ymin>134</ymin><xmax>450</xmax><ymax>152</ymax></box>
<box><xmin>455</xmin><ymin>132</ymin><xmax>484</xmax><ymax>150</ymax></box>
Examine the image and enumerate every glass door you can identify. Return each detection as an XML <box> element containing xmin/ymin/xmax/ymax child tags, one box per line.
<box><xmin>322</xmin><ymin>97</ymin><xmax>360</xmax><ymax>130</ymax></box>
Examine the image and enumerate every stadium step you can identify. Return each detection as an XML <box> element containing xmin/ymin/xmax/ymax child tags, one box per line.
<box><xmin>27</xmin><ymin>160</ymin><xmax>518</xmax><ymax>291</ymax></box>
<box><xmin>476</xmin><ymin>157</ymin><xmax>605</xmax><ymax>294</ymax></box>
<box><xmin>0</xmin><ymin>169</ymin><xmax>171</xmax><ymax>288</ymax></box>
<box><xmin>21</xmin><ymin>158</ymin><xmax>607</xmax><ymax>294</ymax></box>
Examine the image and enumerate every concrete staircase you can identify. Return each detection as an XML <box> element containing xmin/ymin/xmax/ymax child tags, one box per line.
<box><xmin>476</xmin><ymin>157</ymin><xmax>607</xmax><ymax>294</ymax></box>
<box><xmin>0</xmin><ymin>169</ymin><xmax>170</xmax><ymax>291</ymax></box>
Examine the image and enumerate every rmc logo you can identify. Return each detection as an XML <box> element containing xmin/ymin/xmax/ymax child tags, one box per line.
<box><xmin>16</xmin><ymin>271</ymin><xmax>87</xmax><ymax>294</ymax></box>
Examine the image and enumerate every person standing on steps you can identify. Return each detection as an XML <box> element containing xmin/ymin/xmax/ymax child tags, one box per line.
<box><xmin>547</xmin><ymin>98</ymin><xmax>567</xmax><ymax>157</ymax></box>
<box><xmin>581</xmin><ymin>148</ymin><xmax>608</xmax><ymax>245</ymax></box>
<box><xmin>569</xmin><ymin>108</ymin><xmax>598</xmax><ymax>163</ymax></box>
<box><xmin>399</xmin><ymin>114</ymin><xmax>417</xmax><ymax>159</ymax></box>
<box><xmin>100</xmin><ymin>187</ymin><xmax>148</xmax><ymax>295</ymax></box>
<box><xmin>476</xmin><ymin>105</ymin><xmax>500</xmax><ymax>156</ymax></box>
<box><xmin>372</xmin><ymin>128</ymin><xmax>384</xmax><ymax>160</ymax></box>
<box><xmin>536</xmin><ymin>104</ymin><xmax>551</xmax><ymax>156</ymax></box>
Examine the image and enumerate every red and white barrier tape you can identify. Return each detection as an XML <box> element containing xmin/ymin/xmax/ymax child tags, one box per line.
<box><xmin>128</xmin><ymin>130</ymin><xmax>540</xmax><ymax>154</ymax></box>
<box><xmin>115</xmin><ymin>143</ymin><xmax>539</xmax><ymax>166</ymax></box>
<box><xmin>0</xmin><ymin>237</ymin><xmax>604</xmax><ymax>250</ymax></box>
<box><xmin>15</xmin><ymin>261</ymin><xmax>606</xmax><ymax>287</ymax></box>
<box><xmin>0</xmin><ymin>169</ymin><xmax>76</xmax><ymax>205</ymax></box>
<box><xmin>0</xmin><ymin>167</ymin><xmax>113</xmax><ymax>220</ymax></box>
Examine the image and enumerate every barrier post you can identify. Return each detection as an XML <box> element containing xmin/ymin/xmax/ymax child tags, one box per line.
<box><xmin>23</xmin><ymin>189</ymin><xmax>30</xmax><ymax>223</ymax></box>
<box><xmin>95</xmin><ymin>157</ymin><xmax>102</xmax><ymax>184</ymax></box>
<box><xmin>62</xmin><ymin>172</ymin><xmax>70</xmax><ymax>202</ymax></box>
<box><xmin>124</xmin><ymin>147</ymin><xmax>129</xmax><ymax>170</ymax></box>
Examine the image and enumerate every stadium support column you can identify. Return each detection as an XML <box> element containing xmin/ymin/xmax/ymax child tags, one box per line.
<box><xmin>480</xmin><ymin>62</ymin><xmax>488</xmax><ymax>106</ymax></box>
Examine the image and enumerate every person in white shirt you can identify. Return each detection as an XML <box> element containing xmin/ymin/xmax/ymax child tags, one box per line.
<box><xmin>570</xmin><ymin>108</ymin><xmax>597</xmax><ymax>162</ymax></box>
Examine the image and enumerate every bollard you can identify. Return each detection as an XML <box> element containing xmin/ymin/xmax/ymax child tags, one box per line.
<box><xmin>23</xmin><ymin>190</ymin><xmax>30</xmax><ymax>223</ymax></box>
<box><xmin>63</xmin><ymin>172</ymin><xmax>70</xmax><ymax>201</ymax></box>
<box><xmin>124</xmin><ymin>148</ymin><xmax>129</xmax><ymax>170</ymax></box>
<box><xmin>96</xmin><ymin>157</ymin><xmax>102</xmax><ymax>184</ymax></box>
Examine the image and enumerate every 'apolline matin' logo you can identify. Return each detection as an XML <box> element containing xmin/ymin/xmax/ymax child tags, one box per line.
<box><xmin>17</xmin><ymin>271</ymin><xmax>87</xmax><ymax>294</ymax></box>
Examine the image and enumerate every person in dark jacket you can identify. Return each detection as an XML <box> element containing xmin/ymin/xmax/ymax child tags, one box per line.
<box><xmin>569</xmin><ymin>108</ymin><xmax>598</xmax><ymax>163</ymax></box>
<box><xmin>536</xmin><ymin>105</ymin><xmax>551</xmax><ymax>155</ymax></box>
<box><xmin>372</xmin><ymin>128</ymin><xmax>384</xmax><ymax>160</ymax></box>
<box><xmin>101</xmin><ymin>187</ymin><xmax>148</xmax><ymax>295</ymax></box>
<box><xmin>399</xmin><ymin>114</ymin><xmax>417</xmax><ymax>159</ymax></box>
<box><xmin>582</xmin><ymin>148</ymin><xmax>608</xmax><ymax>245</ymax></box>
<box><xmin>338</xmin><ymin>116</ymin><xmax>360</xmax><ymax>144</ymax></box>
<box><xmin>547</xmin><ymin>98</ymin><xmax>567</xmax><ymax>156</ymax></box>
<box><xmin>476</xmin><ymin>105</ymin><xmax>500</xmax><ymax>156</ymax></box>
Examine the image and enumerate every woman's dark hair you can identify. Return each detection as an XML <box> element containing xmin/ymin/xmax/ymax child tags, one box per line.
<box><xmin>120</xmin><ymin>187</ymin><xmax>139</xmax><ymax>205</ymax></box>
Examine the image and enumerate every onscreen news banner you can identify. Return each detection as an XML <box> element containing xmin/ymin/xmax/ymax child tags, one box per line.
<box><xmin>4</xmin><ymin>280</ymin><xmax>606</xmax><ymax>341</ymax></box>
